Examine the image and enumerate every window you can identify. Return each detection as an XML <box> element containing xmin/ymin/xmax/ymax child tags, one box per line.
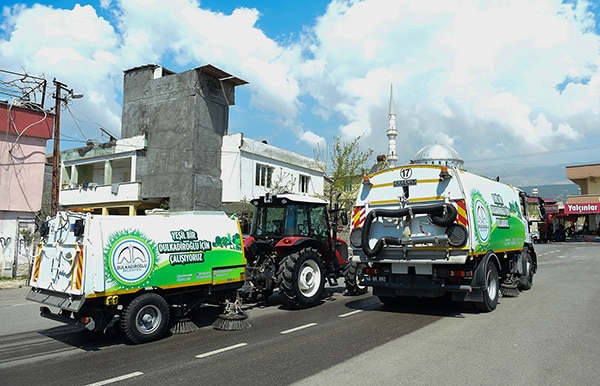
<box><xmin>255</xmin><ymin>163</ymin><xmax>274</xmax><ymax>187</ymax></box>
<box><xmin>299</xmin><ymin>174</ymin><xmax>311</xmax><ymax>193</ymax></box>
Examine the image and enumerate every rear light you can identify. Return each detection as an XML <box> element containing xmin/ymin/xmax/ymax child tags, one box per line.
<box><xmin>444</xmin><ymin>270</ymin><xmax>473</xmax><ymax>278</ymax></box>
<box><xmin>365</xmin><ymin>267</ymin><xmax>381</xmax><ymax>275</ymax></box>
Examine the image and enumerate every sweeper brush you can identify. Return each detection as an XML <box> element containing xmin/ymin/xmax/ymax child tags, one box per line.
<box><xmin>212</xmin><ymin>298</ymin><xmax>250</xmax><ymax>331</ymax></box>
<box><xmin>170</xmin><ymin>318</ymin><xmax>199</xmax><ymax>335</ymax></box>
<box><xmin>500</xmin><ymin>278</ymin><xmax>520</xmax><ymax>298</ymax></box>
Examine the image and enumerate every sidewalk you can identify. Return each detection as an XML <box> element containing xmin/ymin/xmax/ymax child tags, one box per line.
<box><xmin>0</xmin><ymin>278</ymin><xmax>28</xmax><ymax>290</ymax></box>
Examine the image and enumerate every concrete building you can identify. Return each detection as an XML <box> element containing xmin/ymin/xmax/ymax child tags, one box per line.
<box><xmin>57</xmin><ymin>64</ymin><xmax>246</xmax><ymax>215</ymax></box>
<box><xmin>0</xmin><ymin>96</ymin><xmax>53</xmax><ymax>277</ymax></box>
<box><xmin>565</xmin><ymin>163</ymin><xmax>600</xmax><ymax>235</ymax></box>
<box><xmin>55</xmin><ymin>64</ymin><xmax>325</xmax><ymax>225</ymax></box>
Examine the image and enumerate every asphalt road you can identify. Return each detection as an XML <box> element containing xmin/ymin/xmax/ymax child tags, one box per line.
<box><xmin>0</xmin><ymin>243</ymin><xmax>598</xmax><ymax>385</ymax></box>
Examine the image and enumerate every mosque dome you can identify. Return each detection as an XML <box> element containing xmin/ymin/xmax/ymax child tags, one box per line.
<box><xmin>411</xmin><ymin>144</ymin><xmax>464</xmax><ymax>169</ymax></box>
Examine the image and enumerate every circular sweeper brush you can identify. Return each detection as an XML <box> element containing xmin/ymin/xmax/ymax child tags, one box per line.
<box><xmin>212</xmin><ymin>298</ymin><xmax>250</xmax><ymax>331</ymax></box>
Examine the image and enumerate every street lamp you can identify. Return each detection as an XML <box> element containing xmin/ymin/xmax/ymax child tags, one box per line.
<box><xmin>51</xmin><ymin>79</ymin><xmax>83</xmax><ymax>216</ymax></box>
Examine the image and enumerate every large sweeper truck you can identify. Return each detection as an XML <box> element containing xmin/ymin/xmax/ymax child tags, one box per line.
<box><xmin>349</xmin><ymin>144</ymin><xmax>543</xmax><ymax>311</ymax></box>
<box><xmin>27</xmin><ymin>210</ymin><xmax>246</xmax><ymax>343</ymax></box>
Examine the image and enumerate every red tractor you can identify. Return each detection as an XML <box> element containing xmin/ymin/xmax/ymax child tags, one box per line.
<box><xmin>239</xmin><ymin>193</ymin><xmax>366</xmax><ymax>308</ymax></box>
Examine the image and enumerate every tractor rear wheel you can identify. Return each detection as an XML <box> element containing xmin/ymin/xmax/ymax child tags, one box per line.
<box><xmin>344</xmin><ymin>262</ymin><xmax>368</xmax><ymax>295</ymax></box>
<box><xmin>278</xmin><ymin>248</ymin><xmax>325</xmax><ymax>309</ymax></box>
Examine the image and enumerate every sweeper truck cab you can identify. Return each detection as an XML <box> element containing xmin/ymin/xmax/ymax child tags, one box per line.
<box><xmin>27</xmin><ymin>210</ymin><xmax>246</xmax><ymax>343</ymax></box>
<box><xmin>349</xmin><ymin>144</ymin><xmax>541</xmax><ymax>311</ymax></box>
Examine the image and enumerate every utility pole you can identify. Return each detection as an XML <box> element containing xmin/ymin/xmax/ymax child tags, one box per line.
<box><xmin>51</xmin><ymin>79</ymin><xmax>82</xmax><ymax>216</ymax></box>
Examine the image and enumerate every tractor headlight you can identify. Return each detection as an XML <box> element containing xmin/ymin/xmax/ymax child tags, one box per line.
<box><xmin>350</xmin><ymin>227</ymin><xmax>363</xmax><ymax>248</ymax></box>
<box><xmin>446</xmin><ymin>224</ymin><xmax>468</xmax><ymax>247</ymax></box>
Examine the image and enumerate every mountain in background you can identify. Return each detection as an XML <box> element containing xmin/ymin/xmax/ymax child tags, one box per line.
<box><xmin>521</xmin><ymin>183</ymin><xmax>581</xmax><ymax>201</ymax></box>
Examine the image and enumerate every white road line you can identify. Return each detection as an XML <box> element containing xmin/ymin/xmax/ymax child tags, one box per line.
<box><xmin>196</xmin><ymin>343</ymin><xmax>248</xmax><ymax>358</ymax></box>
<box><xmin>338</xmin><ymin>310</ymin><xmax>363</xmax><ymax>318</ymax></box>
<box><xmin>85</xmin><ymin>371</ymin><xmax>143</xmax><ymax>386</ymax></box>
<box><xmin>280</xmin><ymin>323</ymin><xmax>317</xmax><ymax>334</ymax></box>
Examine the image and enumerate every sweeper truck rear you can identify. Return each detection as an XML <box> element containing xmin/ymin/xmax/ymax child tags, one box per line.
<box><xmin>349</xmin><ymin>144</ymin><xmax>542</xmax><ymax>311</ymax></box>
<box><xmin>27</xmin><ymin>210</ymin><xmax>246</xmax><ymax>343</ymax></box>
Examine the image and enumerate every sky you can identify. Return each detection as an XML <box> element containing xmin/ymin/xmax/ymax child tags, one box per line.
<box><xmin>1</xmin><ymin>0</ymin><xmax>600</xmax><ymax>188</ymax></box>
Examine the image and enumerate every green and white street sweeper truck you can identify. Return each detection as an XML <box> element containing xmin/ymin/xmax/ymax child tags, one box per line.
<box><xmin>349</xmin><ymin>144</ymin><xmax>542</xmax><ymax>311</ymax></box>
<box><xmin>27</xmin><ymin>210</ymin><xmax>246</xmax><ymax>343</ymax></box>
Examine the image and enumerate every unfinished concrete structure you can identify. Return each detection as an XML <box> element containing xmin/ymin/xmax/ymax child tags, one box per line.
<box><xmin>121</xmin><ymin>64</ymin><xmax>246</xmax><ymax>211</ymax></box>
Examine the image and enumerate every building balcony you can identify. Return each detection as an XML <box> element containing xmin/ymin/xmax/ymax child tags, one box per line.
<box><xmin>59</xmin><ymin>182</ymin><xmax>142</xmax><ymax>206</ymax></box>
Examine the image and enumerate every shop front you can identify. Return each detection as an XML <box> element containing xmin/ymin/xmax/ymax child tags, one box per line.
<box><xmin>562</xmin><ymin>201</ymin><xmax>600</xmax><ymax>242</ymax></box>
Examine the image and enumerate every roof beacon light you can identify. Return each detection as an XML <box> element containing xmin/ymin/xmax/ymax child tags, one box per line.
<box><xmin>439</xmin><ymin>166</ymin><xmax>451</xmax><ymax>181</ymax></box>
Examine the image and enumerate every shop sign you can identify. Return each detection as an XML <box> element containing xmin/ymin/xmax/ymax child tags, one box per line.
<box><xmin>564</xmin><ymin>202</ymin><xmax>600</xmax><ymax>215</ymax></box>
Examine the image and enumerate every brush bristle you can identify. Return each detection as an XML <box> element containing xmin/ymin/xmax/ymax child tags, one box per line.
<box><xmin>212</xmin><ymin>313</ymin><xmax>251</xmax><ymax>331</ymax></box>
<box><xmin>500</xmin><ymin>287</ymin><xmax>520</xmax><ymax>297</ymax></box>
<box><xmin>170</xmin><ymin>318</ymin><xmax>199</xmax><ymax>334</ymax></box>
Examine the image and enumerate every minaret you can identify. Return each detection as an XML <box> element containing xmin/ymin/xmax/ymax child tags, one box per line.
<box><xmin>387</xmin><ymin>84</ymin><xmax>398</xmax><ymax>168</ymax></box>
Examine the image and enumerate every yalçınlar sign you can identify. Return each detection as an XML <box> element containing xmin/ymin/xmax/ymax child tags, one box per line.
<box><xmin>564</xmin><ymin>202</ymin><xmax>600</xmax><ymax>215</ymax></box>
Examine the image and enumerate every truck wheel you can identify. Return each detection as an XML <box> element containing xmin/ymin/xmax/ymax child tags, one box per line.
<box><xmin>121</xmin><ymin>293</ymin><xmax>170</xmax><ymax>344</ymax></box>
<box><xmin>344</xmin><ymin>262</ymin><xmax>368</xmax><ymax>295</ymax></box>
<box><xmin>474</xmin><ymin>259</ymin><xmax>499</xmax><ymax>312</ymax></box>
<box><xmin>278</xmin><ymin>248</ymin><xmax>325</xmax><ymax>308</ymax></box>
<box><xmin>518</xmin><ymin>251</ymin><xmax>533</xmax><ymax>291</ymax></box>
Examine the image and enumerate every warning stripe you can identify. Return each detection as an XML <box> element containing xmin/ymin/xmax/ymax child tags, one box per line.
<box><xmin>31</xmin><ymin>244</ymin><xmax>43</xmax><ymax>282</ymax></box>
<box><xmin>352</xmin><ymin>206</ymin><xmax>366</xmax><ymax>229</ymax></box>
<box><xmin>455</xmin><ymin>199</ymin><xmax>468</xmax><ymax>227</ymax></box>
<box><xmin>70</xmin><ymin>244</ymin><xmax>84</xmax><ymax>291</ymax></box>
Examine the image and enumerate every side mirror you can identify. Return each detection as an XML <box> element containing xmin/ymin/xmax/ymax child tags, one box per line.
<box><xmin>340</xmin><ymin>212</ymin><xmax>348</xmax><ymax>226</ymax></box>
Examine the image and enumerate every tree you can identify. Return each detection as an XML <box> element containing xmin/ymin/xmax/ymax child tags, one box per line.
<box><xmin>315</xmin><ymin>135</ymin><xmax>373</xmax><ymax>215</ymax></box>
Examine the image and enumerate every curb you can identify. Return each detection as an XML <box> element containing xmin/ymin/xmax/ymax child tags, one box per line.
<box><xmin>0</xmin><ymin>279</ymin><xmax>28</xmax><ymax>290</ymax></box>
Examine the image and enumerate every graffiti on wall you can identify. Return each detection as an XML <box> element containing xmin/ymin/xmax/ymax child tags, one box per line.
<box><xmin>0</xmin><ymin>220</ymin><xmax>35</xmax><ymax>276</ymax></box>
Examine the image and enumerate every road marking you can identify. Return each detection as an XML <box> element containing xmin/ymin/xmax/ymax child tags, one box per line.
<box><xmin>196</xmin><ymin>343</ymin><xmax>248</xmax><ymax>358</ymax></box>
<box><xmin>280</xmin><ymin>323</ymin><xmax>317</xmax><ymax>334</ymax></box>
<box><xmin>85</xmin><ymin>371</ymin><xmax>143</xmax><ymax>386</ymax></box>
<box><xmin>338</xmin><ymin>310</ymin><xmax>363</xmax><ymax>318</ymax></box>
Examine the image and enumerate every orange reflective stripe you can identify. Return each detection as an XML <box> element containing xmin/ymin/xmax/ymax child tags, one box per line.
<box><xmin>455</xmin><ymin>199</ymin><xmax>468</xmax><ymax>226</ymax></box>
<box><xmin>352</xmin><ymin>206</ymin><xmax>366</xmax><ymax>229</ymax></box>
<box><xmin>70</xmin><ymin>245</ymin><xmax>84</xmax><ymax>290</ymax></box>
<box><xmin>31</xmin><ymin>244</ymin><xmax>43</xmax><ymax>282</ymax></box>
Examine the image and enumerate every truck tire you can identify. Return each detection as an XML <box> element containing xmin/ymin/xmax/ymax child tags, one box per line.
<box><xmin>474</xmin><ymin>258</ymin><xmax>499</xmax><ymax>312</ymax></box>
<box><xmin>518</xmin><ymin>250</ymin><xmax>534</xmax><ymax>291</ymax></box>
<box><xmin>121</xmin><ymin>292</ymin><xmax>170</xmax><ymax>344</ymax></box>
<box><xmin>344</xmin><ymin>262</ymin><xmax>368</xmax><ymax>295</ymax></box>
<box><xmin>278</xmin><ymin>248</ymin><xmax>325</xmax><ymax>309</ymax></box>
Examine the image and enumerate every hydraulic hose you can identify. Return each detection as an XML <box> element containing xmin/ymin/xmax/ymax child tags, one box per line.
<box><xmin>361</xmin><ymin>203</ymin><xmax>457</xmax><ymax>257</ymax></box>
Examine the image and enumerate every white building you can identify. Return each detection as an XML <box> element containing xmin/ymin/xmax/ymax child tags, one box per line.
<box><xmin>221</xmin><ymin>132</ymin><xmax>325</xmax><ymax>205</ymax></box>
<box><xmin>55</xmin><ymin>132</ymin><xmax>325</xmax><ymax>216</ymax></box>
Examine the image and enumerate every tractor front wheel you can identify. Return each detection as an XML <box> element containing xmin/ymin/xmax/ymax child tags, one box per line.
<box><xmin>278</xmin><ymin>248</ymin><xmax>325</xmax><ymax>309</ymax></box>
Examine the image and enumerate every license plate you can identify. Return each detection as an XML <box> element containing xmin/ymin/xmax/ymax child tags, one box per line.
<box><xmin>394</xmin><ymin>179</ymin><xmax>416</xmax><ymax>187</ymax></box>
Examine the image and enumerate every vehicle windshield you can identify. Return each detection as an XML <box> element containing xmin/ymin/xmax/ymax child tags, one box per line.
<box><xmin>252</xmin><ymin>203</ymin><xmax>327</xmax><ymax>239</ymax></box>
